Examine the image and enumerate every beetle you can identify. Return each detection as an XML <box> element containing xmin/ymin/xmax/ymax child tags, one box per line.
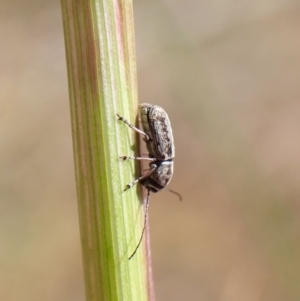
<box><xmin>117</xmin><ymin>103</ymin><xmax>178</xmax><ymax>259</ymax></box>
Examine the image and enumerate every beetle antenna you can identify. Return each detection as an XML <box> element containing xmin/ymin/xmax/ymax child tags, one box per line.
<box><xmin>167</xmin><ymin>188</ymin><xmax>182</xmax><ymax>201</ymax></box>
<box><xmin>128</xmin><ymin>189</ymin><xmax>151</xmax><ymax>260</ymax></box>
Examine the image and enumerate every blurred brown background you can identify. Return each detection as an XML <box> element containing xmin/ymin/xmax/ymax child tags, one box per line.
<box><xmin>1</xmin><ymin>1</ymin><xmax>300</xmax><ymax>300</ymax></box>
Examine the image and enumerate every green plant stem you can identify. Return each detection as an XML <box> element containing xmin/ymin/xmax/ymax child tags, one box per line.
<box><xmin>60</xmin><ymin>0</ymin><xmax>153</xmax><ymax>300</ymax></box>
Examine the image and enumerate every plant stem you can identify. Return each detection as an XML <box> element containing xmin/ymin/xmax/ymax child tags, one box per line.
<box><xmin>60</xmin><ymin>0</ymin><xmax>154</xmax><ymax>300</ymax></box>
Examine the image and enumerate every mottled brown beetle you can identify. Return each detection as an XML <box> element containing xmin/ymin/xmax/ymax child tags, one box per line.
<box><xmin>117</xmin><ymin>103</ymin><xmax>180</xmax><ymax>259</ymax></box>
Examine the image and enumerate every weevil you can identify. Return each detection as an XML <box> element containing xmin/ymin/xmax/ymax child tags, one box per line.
<box><xmin>117</xmin><ymin>103</ymin><xmax>180</xmax><ymax>260</ymax></box>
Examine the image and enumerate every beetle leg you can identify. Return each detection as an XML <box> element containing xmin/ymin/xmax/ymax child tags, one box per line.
<box><xmin>119</xmin><ymin>156</ymin><xmax>156</xmax><ymax>161</ymax></box>
<box><xmin>116</xmin><ymin>114</ymin><xmax>150</xmax><ymax>141</ymax></box>
<box><xmin>124</xmin><ymin>164</ymin><xmax>157</xmax><ymax>191</ymax></box>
